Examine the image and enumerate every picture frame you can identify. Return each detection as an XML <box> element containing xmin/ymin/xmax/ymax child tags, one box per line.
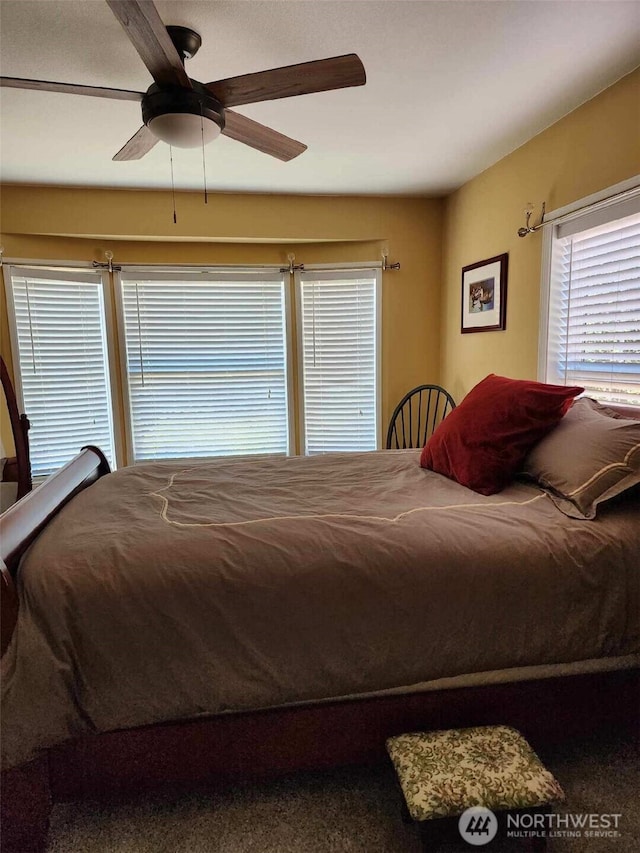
<box><xmin>461</xmin><ymin>253</ymin><xmax>508</xmax><ymax>334</ymax></box>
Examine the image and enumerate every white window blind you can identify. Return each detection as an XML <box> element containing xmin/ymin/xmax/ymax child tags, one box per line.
<box><xmin>6</xmin><ymin>267</ymin><xmax>116</xmax><ymax>477</ymax></box>
<box><xmin>545</xmin><ymin>204</ymin><xmax>640</xmax><ymax>407</ymax></box>
<box><xmin>297</xmin><ymin>269</ymin><xmax>380</xmax><ymax>454</ymax></box>
<box><xmin>118</xmin><ymin>272</ymin><xmax>290</xmax><ymax>461</ymax></box>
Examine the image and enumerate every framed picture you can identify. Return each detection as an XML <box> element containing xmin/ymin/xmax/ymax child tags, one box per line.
<box><xmin>461</xmin><ymin>253</ymin><xmax>508</xmax><ymax>334</ymax></box>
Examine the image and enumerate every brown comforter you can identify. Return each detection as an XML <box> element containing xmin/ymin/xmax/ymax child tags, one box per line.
<box><xmin>2</xmin><ymin>450</ymin><xmax>639</xmax><ymax>768</ymax></box>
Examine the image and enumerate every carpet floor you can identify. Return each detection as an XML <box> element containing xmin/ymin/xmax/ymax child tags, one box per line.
<box><xmin>47</xmin><ymin>729</ymin><xmax>638</xmax><ymax>852</ymax></box>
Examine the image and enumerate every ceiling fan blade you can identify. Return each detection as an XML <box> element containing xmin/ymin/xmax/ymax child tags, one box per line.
<box><xmin>113</xmin><ymin>125</ymin><xmax>158</xmax><ymax>160</ymax></box>
<box><xmin>105</xmin><ymin>0</ymin><xmax>192</xmax><ymax>89</ymax></box>
<box><xmin>222</xmin><ymin>111</ymin><xmax>307</xmax><ymax>161</ymax></box>
<box><xmin>0</xmin><ymin>76</ymin><xmax>142</xmax><ymax>101</ymax></box>
<box><xmin>206</xmin><ymin>54</ymin><xmax>366</xmax><ymax>108</ymax></box>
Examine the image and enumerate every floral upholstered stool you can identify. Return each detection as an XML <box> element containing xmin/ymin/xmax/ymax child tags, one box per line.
<box><xmin>386</xmin><ymin>725</ymin><xmax>565</xmax><ymax>850</ymax></box>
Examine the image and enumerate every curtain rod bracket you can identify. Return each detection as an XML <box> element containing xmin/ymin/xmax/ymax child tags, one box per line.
<box><xmin>93</xmin><ymin>251</ymin><xmax>121</xmax><ymax>273</ymax></box>
<box><xmin>381</xmin><ymin>248</ymin><xmax>400</xmax><ymax>271</ymax></box>
<box><xmin>92</xmin><ymin>261</ymin><xmax>122</xmax><ymax>272</ymax></box>
<box><xmin>280</xmin><ymin>253</ymin><xmax>305</xmax><ymax>274</ymax></box>
<box><xmin>517</xmin><ymin>201</ymin><xmax>546</xmax><ymax>237</ymax></box>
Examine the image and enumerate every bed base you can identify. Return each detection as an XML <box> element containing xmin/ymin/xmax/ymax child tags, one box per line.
<box><xmin>2</xmin><ymin>667</ymin><xmax>638</xmax><ymax>852</ymax></box>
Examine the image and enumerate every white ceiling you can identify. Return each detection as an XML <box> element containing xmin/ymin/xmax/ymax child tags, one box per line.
<box><xmin>0</xmin><ymin>0</ymin><xmax>639</xmax><ymax>196</ymax></box>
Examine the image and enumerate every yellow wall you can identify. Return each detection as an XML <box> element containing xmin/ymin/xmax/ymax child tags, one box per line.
<box><xmin>0</xmin><ymin>190</ymin><xmax>443</xmax><ymax>456</ymax></box>
<box><xmin>440</xmin><ymin>67</ymin><xmax>640</xmax><ymax>404</ymax></box>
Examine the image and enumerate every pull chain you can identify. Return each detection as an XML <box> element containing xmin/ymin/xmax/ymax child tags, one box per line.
<box><xmin>200</xmin><ymin>112</ymin><xmax>208</xmax><ymax>204</ymax></box>
<box><xmin>169</xmin><ymin>145</ymin><xmax>177</xmax><ymax>224</ymax></box>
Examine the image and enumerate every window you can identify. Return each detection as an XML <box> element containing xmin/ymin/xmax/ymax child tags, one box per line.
<box><xmin>118</xmin><ymin>271</ymin><xmax>291</xmax><ymax>461</ymax></box>
<box><xmin>5</xmin><ymin>267</ymin><xmax>116</xmax><ymax>477</ymax></box>
<box><xmin>6</xmin><ymin>262</ymin><xmax>381</xmax><ymax>470</ymax></box>
<box><xmin>297</xmin><ymin>268</ymin><xmax>380</xmax><ymax>453</ymax></box>
<box><xmin>541</xmin><ymin>188</ymin><xmax>640</xmax><ymax>408</ymax></box>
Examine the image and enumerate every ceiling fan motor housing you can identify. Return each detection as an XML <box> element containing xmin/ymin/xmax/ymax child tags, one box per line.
<box><xmin>142</xmin><ymin>81</ymin><xmax>225</xmax><ymax>148</ymax></box>
<box><xmin>165</xmin><ymin>26</ymin><xmax>202</xmax><ymax>63</ymax></box>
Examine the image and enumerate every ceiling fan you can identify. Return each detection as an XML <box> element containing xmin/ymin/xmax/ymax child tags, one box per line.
<box><xmin>0</xmin><ymin>0</ymin><xmax>366</xmax><ymax>163</ymax></box>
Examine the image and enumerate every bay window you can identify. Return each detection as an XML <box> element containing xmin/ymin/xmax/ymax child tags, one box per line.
<box><xmin>5</xmin><ymin>262</ymin><xmax>381</xmax><ymax>469</ymax></box>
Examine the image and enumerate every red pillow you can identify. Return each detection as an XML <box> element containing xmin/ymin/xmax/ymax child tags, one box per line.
<box><xmin>419</xmin><ymin>374</ymin><xmax>583</xmax><ymax>495</ymax></box>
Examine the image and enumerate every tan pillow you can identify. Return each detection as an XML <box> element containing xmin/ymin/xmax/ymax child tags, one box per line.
<box><xmin>522</xmin><ymin>397</ymin><xmax>640</xmax><ymax>519</ymax></box>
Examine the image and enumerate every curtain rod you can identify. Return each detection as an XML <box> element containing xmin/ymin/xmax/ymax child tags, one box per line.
<box><xmin>100</xmin><ymin>262</ymin><xmax>285</xmax><ymax>273</ymax></box>
<box><xmin>3</xmin><ymin>255</ymin><xmax>401</xmax><ymax>275</ymax></box>
<box><xmin>517</xmin><ymin>182</ymin><xmax>640</xmax><ymax>237</ymax></box>
<box><xmin>2</xmin><ymin>259</ymin><xmax>98</xmax><ymax>271</ymax></box>
<box><xmin>99</xmin><ymin>258</ymin><xmax>401</xmax><ymax>274</ymax></box>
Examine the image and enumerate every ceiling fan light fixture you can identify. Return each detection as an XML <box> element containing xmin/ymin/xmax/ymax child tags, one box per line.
<box><xmin>142</xmin><ymin>82</ymin><xmax>225</xmax><ymax>150</ymax></box>
<box><xmin>148</xmin><ymin>112</ymin><xmax>221</xmax><ymax>148</ymax></box>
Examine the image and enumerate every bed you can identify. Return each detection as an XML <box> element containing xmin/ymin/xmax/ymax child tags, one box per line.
<box><xmin>1</xmin><ymin>415</ymin><xmax>639</xmax><ymax>851</ymax></box>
